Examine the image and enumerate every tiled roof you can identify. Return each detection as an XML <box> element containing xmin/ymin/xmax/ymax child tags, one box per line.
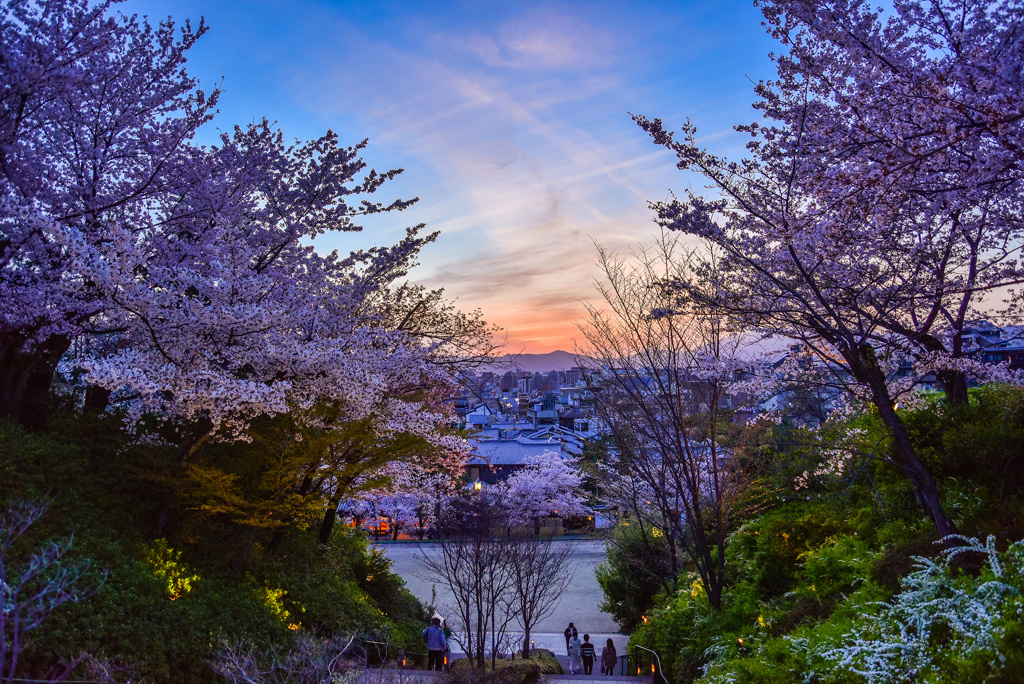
<box><xmin>471</xmin><ymin>440</ymin><xmax>561</xmax><ymax>466</ymax></box>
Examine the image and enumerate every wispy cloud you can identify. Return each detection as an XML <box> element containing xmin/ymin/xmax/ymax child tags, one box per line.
<box><xmin>441</xmin><ymin>8</ymin><xmax>619</xmax><ymax>71</ymax></box>
<box><xmin>268</xmin><ymin>0</ymin><xmax>776</xmax><ymax>352</ymax></box>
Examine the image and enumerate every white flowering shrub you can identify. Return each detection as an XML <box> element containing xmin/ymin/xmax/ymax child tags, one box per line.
<box><xmin>818</xmin><ymin>535</ymin><xmax>1024</xmax><ymax>683</ymax></box>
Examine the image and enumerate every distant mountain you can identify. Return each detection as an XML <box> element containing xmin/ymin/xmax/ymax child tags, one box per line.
<box><xmin>485</xmin><ymin>350</ymin><xmax>594</xmax><ymax>374</ymax></box>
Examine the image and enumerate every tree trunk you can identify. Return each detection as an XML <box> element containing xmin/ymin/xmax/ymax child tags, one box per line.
<box><xmin>0</xmin><ymin>333</ymin><xmax>69</xmax><ymax>428</ymax></box>
<box><xmin>317</xmin><ymin>490</ymin><xmax>343</xmax><ymax>546</ymax></box>
<box><xmin>937</xmin><ymin>369</ymin><xmax>970</xmax><ymax>406</ymax></box>
<box><xmin>83</xmin><ymin>384</ymin><xmax>111</xmax><ymax>412</ymax></box>
<box><xmin>152</xmin><ymin>421</ymin><xmax>213</xmax><ymax>538</ymax></box>
<box><xmin>856</xmin><ymin>344</ymin><xmax>957</xmax><ymax>539</ymax></box>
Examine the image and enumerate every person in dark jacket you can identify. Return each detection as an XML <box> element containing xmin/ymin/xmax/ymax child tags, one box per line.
<box><xmin>564</xmin><ymin>622</ymin><xmax>575</xmax><ymax>654</ymax></box>
<box><xmin>422</xmin><ymin>617</ymin><xmax>447</xmax><ymax>671</ymax></box>
<box><xmin>580</xmin><ymin>634</ymin><xmax>596</xmax><ymax>675</ymax></box>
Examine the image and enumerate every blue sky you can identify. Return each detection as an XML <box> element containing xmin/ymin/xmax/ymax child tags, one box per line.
<box><xmin>123</xmin><ymin>0</ymin><xmax>779</xmax><ymax>352</ymax></box>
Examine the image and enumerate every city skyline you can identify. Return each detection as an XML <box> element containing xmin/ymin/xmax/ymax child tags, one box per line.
<box><xmin>124</xmin><ymin>0</ymin><xmax>779</xmax><ymax>352</ymax></box>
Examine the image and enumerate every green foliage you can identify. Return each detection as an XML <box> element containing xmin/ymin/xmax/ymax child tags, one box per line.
<box><xmin>610</xmin><ymin>385</ymin><xmax>1024</xmax><ymax>683</ymax></box>
<box><xmin>143</xmin><ymin>539</ymin><xmax>201</xmax><ymax>601</ymax></box>
<box><xmin>595</xmin><ymin>521</ymin><xmax>675</xmax><ymax>632</ymax></box>
<box><xmin>0</xmin><ymin>413</ymin><xmax>426</xmax><ymax>682</ymax></box>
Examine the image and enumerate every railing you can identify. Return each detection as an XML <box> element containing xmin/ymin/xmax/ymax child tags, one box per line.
<box><xmin>633</xmin><ymin>645</ymin><xmax>669</xmax><ymax>683</ymax></box>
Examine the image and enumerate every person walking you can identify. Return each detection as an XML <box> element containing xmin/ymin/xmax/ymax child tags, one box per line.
<box><xmin>568</xmin><ymin>628</ymin><xmax>582</xmax><ymax>675</ymax></box>
<box><xmin>564</xmin><ymin>622</ymin><xmax>576</xmax><ymax>654</ymax></box>
<box><xmin>580</xmin><ymin>634</ymin><xmax>596</xmax><ymax>675</ymax></box>
<box><xmin>601</xmin><ymin>638</ymin><xmax>617</xmax><ymax>676</ymax></box>
<box><xmin>422</xmin><ymin>617</ymin><xmax>447</xmax><ymax>672</ymax></box>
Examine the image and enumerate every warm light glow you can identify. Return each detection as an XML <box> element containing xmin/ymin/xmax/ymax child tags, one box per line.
<box><xmin>737</xmin><ymin>638</ymin><xmax>744</xmax><ymax>645</ymax></box>
<box><xmin>402</xmin><ymin>659</ymin><xmax>406</xmax><ymax>667</ymax></box>
<box><xmin>474</xmin><ymin>481</ymin><xmax>482</xmax><ymax>490</ymax></box>
<box><xmin>642</xmin><ymin>615</ymin><xmax>648</xmax><ymax>623</ymax></box>
<box><xmin>651</xmin><ymin>664</ymin><xmax>656</xmax><ymax>673</ymax></box>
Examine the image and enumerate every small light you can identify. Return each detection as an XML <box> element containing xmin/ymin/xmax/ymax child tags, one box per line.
<box><xmin>474</xmin><ymin>481</ymin><xmax>482</xmax><ymax>490</ymax></box>
<box><xmin>444</xmin><ymin>656</ymin><xmax>448</xmax><ymax>665</ymax></box>
<box><xmin>893</xmin><ymin>402</ymin><xmax>900</xmax><ymax>410</ymax></box>
<box><xmin>642</xmin><ymin>615</ymin><xmax>648</xmax><ymax>623</ymax></box>
<box><xmin>737</xmin><ymin>638</ymin><xmax>743</xmax><ymax>646</ymax></box>
<box><xmin>651</xmin><ymin>664</ymin><xmax>656</xmax><ymax>674</ymax></box>
<box><xmin>402</xmin><ymin>659</ymin><xmax>406</xmax><ymax>667</ymax></box>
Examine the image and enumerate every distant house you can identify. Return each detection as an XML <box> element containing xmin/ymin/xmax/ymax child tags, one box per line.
<box><xmin>465</xmin><ymin>404</ymin><xmax>495</xmax><ymax>429</ymax></box>
<box><xmin>465</xmin><ymin>436</ymin><xmax>562</xmax><ymax>485</ymax></box>
<box><xmin>977</xmin><ymin>332</ymin><xmax>1024</xmax><ymax>370</ymax></box>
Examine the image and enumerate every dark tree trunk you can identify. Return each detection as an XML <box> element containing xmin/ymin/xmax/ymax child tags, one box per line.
<box><xmin>151</xmin><ymin>489</ymin><xmax>176</xmax><ymax>538</ymax></box>
<box><xmin>854</xmin><ymin>344</ymin><xmax>957</xmax><ymax>539</ymax></box>
<box><xmin>317</xmin><ymin>490</ymin><xmax>343</xmax><ymax>546</ymax></box>
<box><xmin>937</xmin><ymin>369</ymin><xmax>970</xmax><ymax>406</ymax></box>
<box><xmin>231</xmin><ymin>527</ymin><xmax>260</xmax><ymax>575</ymax></box>
<box><xmin>0</xmin><ymin>333</ymin><xmax>69</xmax><ymax>428</ymax></box>
<box><xmin>83</xmin><ymin>384</ymin><xmax>111</xmax><ymax>412</ymax></box>
<box><xmin>152</xmin><ymin>421</ymin><xmax>213</xmax><ymax>538</ymax></box>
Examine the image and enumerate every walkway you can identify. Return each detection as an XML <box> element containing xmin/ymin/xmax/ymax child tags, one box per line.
<box><xmin>376</xmin><ymin>539</ymin><xmax>618</xmax><ymax>633</ymax></box>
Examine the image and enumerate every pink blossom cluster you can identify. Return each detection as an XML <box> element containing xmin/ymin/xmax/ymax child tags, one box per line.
<box><xmin>0</xmin><ymin>1</ymin><xmax>475</xmax><ymax>459</ymax></box>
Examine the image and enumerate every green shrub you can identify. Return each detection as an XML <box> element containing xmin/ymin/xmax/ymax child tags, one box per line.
<box><xmin>0</xmin><ymin>414</ymin><xmax>425</xmax><ymax>682</ymax></box>
<box><xmin>447</xmin><ymin>648</ymin><xmax>561</xmax><ymax>684</ymax></box>
<box><xmin>595</xmin><ymin>522</ymin><xmax>675</xmax><ymax>632</ymax></box>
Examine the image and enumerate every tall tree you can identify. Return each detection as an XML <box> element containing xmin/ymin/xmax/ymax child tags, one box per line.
<box><xmin>632</xmin><ymin>0</ymin><xmax>1024</xmax><ymax>539</ymax></box>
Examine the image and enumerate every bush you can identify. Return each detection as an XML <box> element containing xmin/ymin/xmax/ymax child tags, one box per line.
<box><xmin>595</xmin><ymin>523</ymin><xmax>675</xmax><ymax>632</ymax></box>
<box><xmin>447</xmin><ymin>648</ymin><xmax>561</xmax><ymax>684</ymax></box>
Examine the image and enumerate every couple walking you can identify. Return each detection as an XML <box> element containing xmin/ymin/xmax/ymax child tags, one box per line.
<box><xmin>563</xmin><ymin>622</ymin><xmax>616</xmax><ymax>676</ymax></box>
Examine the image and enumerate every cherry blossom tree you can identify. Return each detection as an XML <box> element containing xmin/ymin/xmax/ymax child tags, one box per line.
<box><xmin>753</xmin><ymin>0</ymin><xmax>1024</xmax><ymax>404</ymax></box>
<box><xmin>74</xmin><ymin>123</ymin><xmax>428</xmax><ymax>452</ymax></box>
<box><xmin>498</xmin><ymin>452</ymin><xmax>588</xmax><ymax>528</ymax></box>
<box><xmin>0</xmin><ymin>0</ymin><xmax>219</xmax><ymax>425</ymax></box>
<box><xmin>632</xmin><ymin>0</ymin><xmax>1024</xmax><ymax>540</ymax></box>
<box><xmin>1</xmin><ymin>1</ymin><xmax>478</xmax><ymax>454</ymax></box>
